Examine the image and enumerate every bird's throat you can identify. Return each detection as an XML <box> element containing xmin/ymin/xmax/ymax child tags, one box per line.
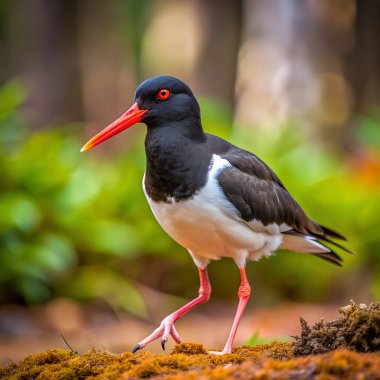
<box><xmin>144</xmin><ymin>126</ymin><xmax>210</xmax><ymax>203</ymax></box>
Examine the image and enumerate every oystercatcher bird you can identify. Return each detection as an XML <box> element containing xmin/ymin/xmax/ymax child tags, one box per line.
<box><xmin>81</xmin><ymin>76</ymin><xmax>351</xmax><ymax>354</ymax></box>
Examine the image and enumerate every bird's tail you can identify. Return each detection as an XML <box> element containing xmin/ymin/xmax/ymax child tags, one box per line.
<box><xmin>280</xmin><ymin>226</ymin><xmax>354</xmax><ymax>266</ymax></box>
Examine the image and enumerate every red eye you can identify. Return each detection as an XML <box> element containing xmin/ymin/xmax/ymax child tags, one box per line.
<box><xmin>157</xmin><ymin>88</ymin><xmax>170</xmax><ymax>100</ymax></box>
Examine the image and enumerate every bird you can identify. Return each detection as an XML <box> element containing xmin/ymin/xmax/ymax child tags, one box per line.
<box><xmin>81</xmin><ymin>75</ymin><xmax>352</xmax><ymax>355</ymax></box>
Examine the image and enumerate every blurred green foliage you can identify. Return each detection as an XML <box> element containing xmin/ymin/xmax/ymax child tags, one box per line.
<box><xmin>246</xmin><ymin>330</ymin><xmax>290</xmax><ymax>346</ymax></box>
<box><xmin>0</xmin><ymin>81</ymin><xmax>379</xmax><ymax>316</ymax></box>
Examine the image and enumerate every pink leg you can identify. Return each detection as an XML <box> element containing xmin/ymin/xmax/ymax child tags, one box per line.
<box><xmin>210</xmin><ymin>267</ymin><xmax>251</xmax><ymax>355</ymax></box>
<box><xmin>132</xmin><ymin>267</ymin><xmax>211</xmax><ymax>353</ymax></box>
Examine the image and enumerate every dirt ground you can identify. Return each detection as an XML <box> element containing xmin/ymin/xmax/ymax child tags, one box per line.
<box><xmin>0</xmin><ymin>299</ymin><xmax>341</xmax><ymax>362</ymax></box>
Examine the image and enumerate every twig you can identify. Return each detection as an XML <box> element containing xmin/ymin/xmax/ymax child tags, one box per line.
<box><xmin>61</xmin><ymin>334</ymin><xmax>79</xmax><ymax>354</ymax></box>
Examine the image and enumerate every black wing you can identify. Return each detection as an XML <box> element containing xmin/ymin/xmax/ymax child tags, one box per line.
<box><xmin>207</xmin><ymin>137</ymin><xmax>352</xmax><ymax>264</ymax></box>
<box><xmin>217</xmin><ymin>165</ymin><xmax>320</xmax><ymax>235</ymax></box>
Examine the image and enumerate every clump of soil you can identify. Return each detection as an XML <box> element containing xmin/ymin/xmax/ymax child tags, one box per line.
<box><xmin>293</xmin><ymin>301</ymin><xmax>380</xmax><ymax>356</ymax></box>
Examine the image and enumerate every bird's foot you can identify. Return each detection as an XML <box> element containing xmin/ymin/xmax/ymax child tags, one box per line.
<box><xmin>208</xmin><ymin>347</ymin><xmax>232</xmax><ymax>355</ymax></box>
<box><xmin>132</xmin><ymin>315</ymin><xmax>182</xmax><ymax>353</ymax></box>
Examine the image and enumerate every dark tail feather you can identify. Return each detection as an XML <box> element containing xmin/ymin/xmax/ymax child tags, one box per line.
<box><xmin>311</xmin><ymin>250</ymin><xmax>343</xmax><ymax>266</ymax></box>
<box><xmin>305</xmin><ymin>237</ymin><xmax>343</xmax><ymax>266</ymax></box>
<box><xmin>306</xmin><ymin>223</ymin><xmax>354</xmax><ymax>254</ymax></box>
<box><xmin>319</xmin><ymin>225</ymin><xmax>347</xmax><ymax>241</ymax></box>
<box><xmin>319</xmin><ymin>236</ymin><xmax>356</xmax><ymax>255</ymax></box>
<box><xmin>283</xmin><ymin>228</ymin><xmax>349</xmax><ymax>266</ymax></box>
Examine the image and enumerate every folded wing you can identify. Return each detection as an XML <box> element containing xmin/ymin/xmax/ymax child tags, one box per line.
<box><xmin>218</xmin><ymin>149</ymin><xmax>352</xmax><ymax>265</ymax></box>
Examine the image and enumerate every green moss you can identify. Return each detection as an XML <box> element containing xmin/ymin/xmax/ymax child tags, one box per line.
<box><xmin>0</xmin><ymin>343</ymin><xmax>292</xmax><ymax>380</ymax></box>
<box><xmin>1</xmin><ymin>344</ymin><xmax>379</xmax><ymax>380</ymax></box>
<box><xmin>293</xmin><ymin>301</ymin><xmax>380</xmax><ymax>356</ymax></box>
<box><xmin>1</xmin><ymin>303</ymin><xmax>379</xmax><ymax>379</ymax></box>
<box><xmin>171</xmin><ymin>342</ymin><xmax>207</xmax><ymax>355</ymax></box>
<box><xmin>163</xmin><ymin>350</ymin><xmax>380</xmax><ymax>380</ymax></box>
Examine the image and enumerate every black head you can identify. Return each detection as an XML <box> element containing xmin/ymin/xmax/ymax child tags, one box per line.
<box><xmin>135</xmin><ymin>76</ymin><xmax>201</xmax><ymax>129</ymax></box>
<box><xmin>81</xmin><ymin>76</ymin><xmax>203</xmax><ymax>152</ymax></box>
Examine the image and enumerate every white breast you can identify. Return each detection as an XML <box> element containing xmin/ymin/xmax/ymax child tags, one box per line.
<box><xmin>143</xmin><ymin>155</ymin><xmax>283</xmax><ymax>268</ymax></box>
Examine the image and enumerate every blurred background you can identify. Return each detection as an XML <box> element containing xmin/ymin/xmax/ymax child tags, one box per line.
<box><xmin>0</xmin><ymin>0</ymin><xmax>379</xmax><ymax>361</ymax></box>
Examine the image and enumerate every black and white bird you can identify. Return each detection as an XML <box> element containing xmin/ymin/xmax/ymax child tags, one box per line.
<box><xmin>81</xmin><ymin>76</ymin><xmax>351</xmax><ymax>355</ymax></box>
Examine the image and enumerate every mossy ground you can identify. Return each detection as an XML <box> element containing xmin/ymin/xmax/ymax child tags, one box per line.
<box><xmin>1</xmin><ymin>343</ymin><xmax>380</xmax><ymax>380</ymax></box>
<box><xmin>1</xmin><ymin>302</ymin><xmax>379</xmax><ymax>379</ymax></box>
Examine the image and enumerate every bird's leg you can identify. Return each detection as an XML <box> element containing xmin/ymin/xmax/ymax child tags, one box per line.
<box><xmin>209</xmin><ymin>267</ymin><xmax>251</xmax><ymax>355</ymax></box>
<box><xmin>132</xmin><ymin>267</ymin><xmax>211</xmax><ymax>353</ymax></box>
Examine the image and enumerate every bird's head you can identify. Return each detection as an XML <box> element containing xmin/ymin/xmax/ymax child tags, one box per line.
<box><xmin>81</xmin><ymin>76</ymin><xmax>201</xmax><ymax>152</ymax></box>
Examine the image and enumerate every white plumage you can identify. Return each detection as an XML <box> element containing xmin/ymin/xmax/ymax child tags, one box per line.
<box><xmin>143</xmin><ymin>154</ymin><xmax>285</xmax><ymax>269</ymax></box>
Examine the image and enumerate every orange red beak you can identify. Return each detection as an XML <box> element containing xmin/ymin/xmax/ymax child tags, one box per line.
<box><xmin>80</xmin><ymin>103</ymin><xmax>148</xmax><ymax>152</ymax></box>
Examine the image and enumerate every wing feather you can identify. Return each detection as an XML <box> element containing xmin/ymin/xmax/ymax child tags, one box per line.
<box><xmin>205</xmin><ymin>135</ymin><xmax>351</xmax><ymax>264</ymax></box>
<box><xmin>217</xmin><ymin>166</ymin><xmax>317</xmax><ymax>234</ymax></box>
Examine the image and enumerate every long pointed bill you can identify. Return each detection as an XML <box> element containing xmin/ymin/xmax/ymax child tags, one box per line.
<box><xmin>80</xmin><ymin>103</ymin><xmax>148</xmax><ymax>152</ymax></box>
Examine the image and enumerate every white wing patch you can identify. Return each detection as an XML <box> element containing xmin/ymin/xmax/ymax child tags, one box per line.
<box><xmin>248</xmin><ymin>220</ymin><xmax>292</xmax><ymax>234</ymax></box>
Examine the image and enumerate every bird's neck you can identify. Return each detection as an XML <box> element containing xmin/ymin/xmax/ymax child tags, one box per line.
<box><xmin>144</xmin><ymin>122</ymin><xmax>211</xmax><ymax>202</ymax></box>
<box><xmin>146</xmin><ymin>113</ymin><xmax>204</xmax><ymax>138</ymax></box>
